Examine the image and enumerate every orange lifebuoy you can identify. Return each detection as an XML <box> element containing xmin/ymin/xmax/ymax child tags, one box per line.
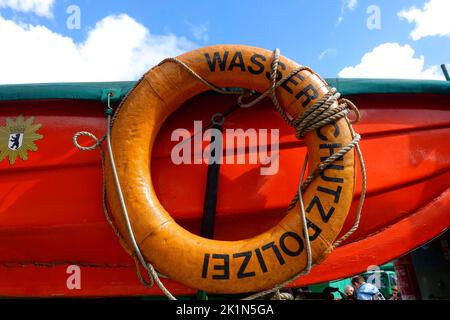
<box><xmin>106</xmin><ymin>45</ymin><xmax>356</xmax><ymax>294</ymax></box>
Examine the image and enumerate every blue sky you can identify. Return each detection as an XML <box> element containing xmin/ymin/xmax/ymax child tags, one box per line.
<box><xmin>0</xmin><ymin>0</ymin><xmax>448</xmax><ymax>83</ymax></box>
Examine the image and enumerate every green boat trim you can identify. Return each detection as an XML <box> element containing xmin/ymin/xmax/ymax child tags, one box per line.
<box><xmin>0</xmin><ymin>79</ymin><xmax>449</xmax><ymax>104</ymax></box>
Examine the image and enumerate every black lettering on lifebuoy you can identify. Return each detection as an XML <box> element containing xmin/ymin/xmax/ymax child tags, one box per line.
<box><xmin>265</xmin><ymin>61</ymin><xmax>286</xmax><ymax>82</ymax></box>
<box><xmin>295</xmin><ymin>84</ymin><xmax>319</xmax><ymax>108</ymax></box>
<box><xmin>319</xmin><ymin>143</ymin><xmax>343</xmax><ymax>162</ymax></box>
<box><xmin>205</xmin><ymin>51</ymin><xmax>229</xmax><ymax>72</ymax></box>
<box><xmin>306</xmin><ymin>219</ymin><xmax>322</xmax><ymax>241</ymax></box>
<box><xmin>318</xmin><ymin>185</ymin><xmax>342</xmax><ymax>204</ymax></box>
<box><xmin>279</xmin><ymin>73</ymin><xmax>307</xmax><ymax>95</ymax></box>
<box><xmin>280</xmin><ymin>77</ymin><xmax>297</xmax><ymax>94</ymax></box>
<box><xmin>306</xmin><ymin>196</ymin><xmax>335</xmax><ymax>223</ymax></box>
<box><xmin>233</xmin><ymin>251</ymin><xmax>255</xmax><ymax>279</ymax></box>
<box><xmin>254</xmin><ymin>248</ymin><xmax>268</xmax><ymax>273</ymax></box>
<box><xmin>317</xmin><ymin>122</ymin><xmax>340</xmax><ymax>141</ymax></box>
<box><xmin>262</xmin><ymin>241</ymin><xmax>285</xmax><ymax>265</ymax></box>
<box><xmin>279</xmin><ymin>232</ymin><xmax>304</xmax><ymax>257</ymax></box>
<box><xmin>212</xmin><ymin>254</ymin><xmax>230</xmax><ymax>280</ymax></box>
<box><xmin>320</xmin><ymin>165</ymin><xmax>345</xmax><ymax>183</ymax></box>
<box><xmin>202</xmin><ymin>253</ymin><xmax>210</xmax><ymax>278</ymax></box>
<box><xmin>228</xmin><ymin>51</ymin><xmax>246</xmax><ymax>72</ymax></box>
<box><xmin>248</xmin><ymin>54</ymin><xmax>266</xmax><ymax>75</ymax></box>
<box><xmin>295</xmin><ymin>73</ymin><xmax>306</xmax><ymax>82</ymax></box>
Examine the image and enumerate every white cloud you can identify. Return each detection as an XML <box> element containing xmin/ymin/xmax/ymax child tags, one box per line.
<box><xmin>187</xmin><ymin>21</ymin><xmax>209</xmax><ymax>42</ymax></box>
<box><xmin>347</xmin><ymin>0</ymin><xmax>357</xmax><ymax>10</ymax></box>
<box><xmin>338</xmin><ymin>43</ymin><xmax>443</xmax><ymax>80</ymax></box>
<box><xmin>318</xmin><ymin>48</ymin><xmax>337</xmax><ymax>61</ymax></box>
<box><xmin>0</xmin><ymin>0</ymin><xmax>55</xmax><ymax>18</ymax></box>
<box><xmin>337</xmin><ymin>0</ymin><xmax>358</xmax><ymax>25</ymax></box>
<box><xmin>0</xmin><ymin>14</ymin><xmax>196</xmax><ymax>84</ymax></box>
<box><xmin>398</xmin><ymin>0</ymin><xmax>450</xmax><ymax>40</ymax></box>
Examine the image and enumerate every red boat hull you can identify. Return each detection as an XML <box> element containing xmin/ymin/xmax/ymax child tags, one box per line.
<box><xmin>0</xmin><ymin>88</ymin><xmax>449</xmax><ymax>297</ymax></box>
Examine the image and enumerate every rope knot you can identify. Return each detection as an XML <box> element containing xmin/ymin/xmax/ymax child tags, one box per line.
<box><xmin>105</xmin><ymin>107</ymin><xmax>114</xmax><ymax>117</ymax></box>
<box><xmin>73</xmin><ymin>131</ymin><xmax>104</xmax><ymax>151</ymax></box>
<box><xmin>287</xmin><ymin>87</ymin><xmax>359</xmax><ymax>139</ymax></box>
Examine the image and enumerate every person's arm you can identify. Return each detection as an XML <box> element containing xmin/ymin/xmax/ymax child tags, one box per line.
<box><xmin>356</xmin><ymin>291</ymin><xmax>371</xmax><ymax>300</ymax></box>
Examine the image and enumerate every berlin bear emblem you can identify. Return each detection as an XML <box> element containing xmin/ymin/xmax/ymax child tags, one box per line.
<box><xmin>9</xmin><ymin>133</ymin><xmax>24</xmax><ymax>150</ymax></box>
<box><xmin>0</xmin><ymin>115</ymin><xmax>43</xmax><ymax>165</ymax></box>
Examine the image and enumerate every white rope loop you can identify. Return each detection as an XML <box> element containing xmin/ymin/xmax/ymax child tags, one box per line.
<box><xmin>73</xmin><ymin>131</ymin><xmax>103</xmax><ymax>151</ymax></box>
